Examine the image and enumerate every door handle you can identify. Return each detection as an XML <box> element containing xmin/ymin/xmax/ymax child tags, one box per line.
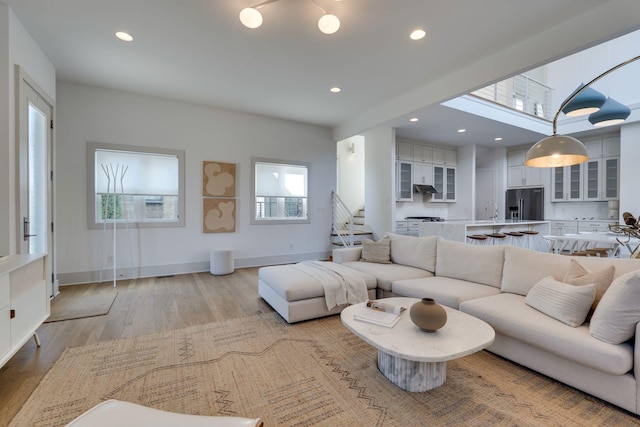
<box><xmin>23</xmin><ymin>217</ymin><xmax>37</xmax><ymax>241</ymax></box>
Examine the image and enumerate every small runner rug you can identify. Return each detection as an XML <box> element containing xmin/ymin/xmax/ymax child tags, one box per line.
<box><xmin>45</xmin><ymin>289</ymin><xmax>118</xmax><ymax>322</ymax></box>
<box><xmin>13</xmin><ymin>312</ymin><xmax>639</xmax><ymax>426</ymax></box>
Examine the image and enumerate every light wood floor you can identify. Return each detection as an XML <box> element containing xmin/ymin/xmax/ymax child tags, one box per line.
<box><xmin>0</xmin><ymin>267</ymin><xmax>273</xmax><ymax>425</ymax></box>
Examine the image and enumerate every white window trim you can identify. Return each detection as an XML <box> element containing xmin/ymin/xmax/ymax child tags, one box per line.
<box><xmin>251</xmin><ymin>157</ymin><xmax>310</xmax><ymax>225</ymax></box>
<box><xmin>87</xmin><ymin>142</ymin><xmax>185</xmax><ymax>229</ymax></box>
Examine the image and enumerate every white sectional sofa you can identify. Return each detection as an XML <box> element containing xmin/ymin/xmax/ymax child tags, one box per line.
<box><xmin>328</xmin><ymin>233</ymin><xmax>640</xmax><ymax>415</ymax></box>
<box><xmin>258</xmin><ymin>232</ymin><xmax>640</xmax><ymax>413</ymax></box>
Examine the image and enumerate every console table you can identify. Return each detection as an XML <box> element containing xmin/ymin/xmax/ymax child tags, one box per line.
<box><xmin>0</xmin><ymin>254</ymin><xmax>49</xmax><ymax>368</ymax></box>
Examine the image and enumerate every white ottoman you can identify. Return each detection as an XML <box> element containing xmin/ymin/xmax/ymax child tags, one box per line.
<box><xmin>210</xmin><ymin>248</ymin><xmax>234</xmax><ymax>275</ymax></box>
<box><xmin>258</xmin><ymin>263</ymin><xmax>377</xmax><ymax>323</ymax></box>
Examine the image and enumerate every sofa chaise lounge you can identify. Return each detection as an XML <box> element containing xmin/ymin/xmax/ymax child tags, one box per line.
<box><xmin>258</xmin><ymin>233</ymin><xmax>640</xmax><ymax>415</ymax></box>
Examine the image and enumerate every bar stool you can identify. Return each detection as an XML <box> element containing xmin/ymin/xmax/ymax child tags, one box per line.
<box><xmin>467</xmin><ymin>234</ymin><xmax>489</xmax><ymax>245</ymax></box>
<box><xmin>504</xmin><ymin>231</ymin><xmax>525</xmax><ymax>247</ymax></box>
<box><xmin>486</xmin><ymin>232</ymin><xmax>506</xmax><ymax>246</ymax></box>
<box><xmin>522</xmin><ymin>230</ymin><xmax>539</xmax><ymax>250</ymax></box>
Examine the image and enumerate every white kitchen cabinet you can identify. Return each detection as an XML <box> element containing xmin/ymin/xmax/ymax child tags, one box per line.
<box><xmin>413</xmin><ymin>161</ymin><xmax>433</xmax><ymax>185</ymax></box>
<box><xmin>396</xmin><ymin>142</ymin><xmax>413</xmax><ymax>160</ymax></box>
<box><xmin>396</xmin><ymin>160</ymin><xmax>413</xmax><ymax>201</ymax></box>
<box><xmin>551</xmin><ymin>164</ymin><xmax>582</xmax><ymax>202</ymax></box>
<box><xmin>395</xmin><ymin>221</ymin><xmax>408</xmax><ymax>235</ymax></box>
<box><xmin>603</xmin><ymin>156</ymin><xmax>619</xmax><ymax>200</ymax></box>
<box><xmin>433</xmin><ymin>165</ymin><xmax>456</xmax><ymax>202</ymax></box>
<box><xmin>432</xmin><ymin>148</ymin><xmax>457</xmax><ymax>165</ymax></box>
<box><xmin>577</xmin><ymin>221</ymin><xmax>616</xmax><ymax>233</ymax></box>
<box><xmin>603</xmin><ymin>137</ymin><xmax>621</xmax><ymax>156</ymax></box>
<box><xmin>1</xmin><ymin>254</ymin><xmax>49</xmax><ymax>369</ymax></box>
<box><xmin>549</xmin><ymin>220</ymin><xmax>578</xmax><ymax>236</ymax></box>
<box><xmin>507</xmin><ymin>148</ymin><xmax>543</xmax><ymax>188</ymax></box>
<box><xmin>582</xmin><ymin>155</ymin><xmax>619</xmax><ymax>201</ymax></box>
<box><xmin>413</xmin><ymin>145</ymin><xmax>432</xmax><ymax>163</ymax></box>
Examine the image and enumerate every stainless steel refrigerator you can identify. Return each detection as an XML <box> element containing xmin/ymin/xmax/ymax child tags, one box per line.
<box><xmin>505</xmin><ymin>187</ymin><xmax>544</xmax><ymax>221</ymax></box>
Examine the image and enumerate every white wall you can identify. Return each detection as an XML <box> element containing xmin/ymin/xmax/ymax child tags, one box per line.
<box><xmin>620</xmin><ymin>121</ymin><xmax>640</xmax><ymax>221</ymax></box>
<box><xmin>362</xmin><ymin>127</ymin><xmax>395</xmax><ymax>239</ymax></box>
<box><xmin>0</xmin><ymin>6</ymin><xmax>9</xmax><ymax>255</ymax></box>
<box><xmin>448</xmin><ymin>145</ymin><xmax>475</xmax><ymax>220</ymax></box>
<box><xmin>336</xmin><ymin>135</ymin><xmax>365</xmax><ymax>214</ymax></box>
<box><xmin>56</xmin><ymin>83</ymin><xmax>336</xmax><ymax>284</ymax></box>
<box><xmin>0</xmin><ymin>5</ymin><xmax>56</xmax><ymax>255</ymax></box>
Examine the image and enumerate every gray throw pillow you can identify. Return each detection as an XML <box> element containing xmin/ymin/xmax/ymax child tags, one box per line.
<box><xmin>360</xmin><ymin>236</ymin><xmax>392</xmax><ymax>264</ymax></box>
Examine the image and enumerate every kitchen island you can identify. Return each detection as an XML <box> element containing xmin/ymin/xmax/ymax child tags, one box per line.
<box><xmin>419</xmin><ymin>220</ymin><xmax>550</xmax><ymax>251</ymax></box>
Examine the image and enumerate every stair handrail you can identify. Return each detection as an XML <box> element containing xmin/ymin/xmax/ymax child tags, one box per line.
<box><xmin>332</xmin><ymin>191</ymin><xmax>355</xmax><ymax>247</ymax></box>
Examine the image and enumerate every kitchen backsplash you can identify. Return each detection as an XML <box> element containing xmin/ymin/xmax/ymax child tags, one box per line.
<box><xmin>396</xmin><ymin>200</ymin><xmax>613</xmax><ymax>221</ymax></box>
<box><xmin>546</xmin><ymin>201</ymin><xmax>612</xmax><ymax>220</ymax></box>
<box><xmin>395</xmin><ymin>201</ymin><xmax>449</xmax><ymax>220</ymax></box>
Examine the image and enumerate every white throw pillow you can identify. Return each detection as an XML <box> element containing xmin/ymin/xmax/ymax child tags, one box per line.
<box><xmin>525</xmin><ymin>276</ymin><xmax>596</xmax><ymax>327</ymax></box>
<box><xmin>590</xmin><ymin>270</ymin><xmax>640</xmax><ymax>344</ymax></box>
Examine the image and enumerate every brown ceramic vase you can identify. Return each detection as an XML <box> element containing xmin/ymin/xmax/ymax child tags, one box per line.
<box><xmin>409</xmin><ymin>298</ymin><xmax>447</xmax><ymax>332</ymax></box>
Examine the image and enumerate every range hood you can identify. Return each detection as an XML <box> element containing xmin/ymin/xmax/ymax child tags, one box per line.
<box><xmin>413</xmin><ymin>184</ymin><xmax>438</xmax><ymax>194</ymax></box>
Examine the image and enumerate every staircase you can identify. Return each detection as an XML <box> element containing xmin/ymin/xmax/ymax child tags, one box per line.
<box><xmin>331</xmin><ymin>192</ymin><xmax>373</xmax><ymax>247</ymax></box>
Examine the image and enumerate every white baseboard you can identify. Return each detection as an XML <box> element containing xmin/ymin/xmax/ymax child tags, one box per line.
<box><xmin>57</xmin><ymin>251</ymin><xmax>331</xmax><ymax>286</ymax></box>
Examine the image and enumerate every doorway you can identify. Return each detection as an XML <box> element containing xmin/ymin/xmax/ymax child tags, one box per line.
<box><xmin>16</xmin><ymin>67</ymin><xmax>56</xmax><ymax>296</ymax></box>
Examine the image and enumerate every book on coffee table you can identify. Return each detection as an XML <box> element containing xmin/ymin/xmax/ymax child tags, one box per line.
<box><xmin>353</xmin><ymin>306</ymin><xmax>400</xmax><ymax>328</ymax></box>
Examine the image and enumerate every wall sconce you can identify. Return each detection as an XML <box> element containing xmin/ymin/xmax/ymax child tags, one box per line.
<box><xmin>348</xmin><ymin>142</ymin><xmax>355</xmax><ymax>154</ymax></box>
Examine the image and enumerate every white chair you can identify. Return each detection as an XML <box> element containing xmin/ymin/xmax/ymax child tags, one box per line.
<box><xmin>65</xmin><ymin>400</ymin><xmax>263</xmax><ymax>427</ymax></box>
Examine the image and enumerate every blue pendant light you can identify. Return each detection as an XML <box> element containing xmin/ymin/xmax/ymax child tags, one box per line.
<box><xmin>588</xmin><ymin>97</ymin><xmax>631</xmax><ymax>127</ymax></box>
<box><xmin>560</xmin><ymin>83</ymin><xmax>606</xmax><ymax>117</ymax></box>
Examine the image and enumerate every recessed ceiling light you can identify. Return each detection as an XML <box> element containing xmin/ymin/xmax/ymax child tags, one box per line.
<box><xmin>115</xmin><ymin>31</ymin><xmax>133</xmax><ymax>42</ymax></box>
<box><xmin>457</xmin><ymin>129</ymin><xmax>466</xmax><ymax>133</ymax></box>
<box><xmin>330</xmin><ymin>87</ymin><xmax>341</xmax><ymax>93</ymax></box>
<box><xmin>494</xmin><ymin>137</ymin><xmax>503</xmax><ymax>141</ymax></box>
<box><xmin>410</xmin><ymin>117</ymin><xmax>419</xmax><ymax>122</ymax></box>
<box><xmin>410</xmin><ymin>29</ymin><xmax>426</xmax><ymax>40</ymax></box>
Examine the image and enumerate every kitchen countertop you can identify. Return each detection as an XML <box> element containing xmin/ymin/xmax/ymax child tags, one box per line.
<box><xmin>438</xmin><ymin>220</ymin><xmax>549</xmax><ymax>226</ymax></box>
<box><xmin>546</xmin><ymin>218</ymin><xmax>617</xmax><ymax>222</ymax></box>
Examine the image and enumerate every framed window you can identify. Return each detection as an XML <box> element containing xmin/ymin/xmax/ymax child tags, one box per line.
<box><xmin>87</xmin><ymin>142</ymin><xmax>185</xmax><ymax>228</ymax></box>
<box><xmin>251</xmin><ymin>158</ymin><xmax>309</xmax><ymax>224</ymax></box>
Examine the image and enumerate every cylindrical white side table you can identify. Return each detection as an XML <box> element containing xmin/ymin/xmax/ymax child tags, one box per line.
<box><xmin>210</xmin><ymin>248</ymin><xmax>234</xmax><ymax>275</ymax></box>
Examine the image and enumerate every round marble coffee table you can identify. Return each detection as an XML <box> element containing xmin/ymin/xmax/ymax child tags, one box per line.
<box><xmin>341</xmin><ymin>297</ymin><xmax>495</xmax><ymax>392</ymax></box>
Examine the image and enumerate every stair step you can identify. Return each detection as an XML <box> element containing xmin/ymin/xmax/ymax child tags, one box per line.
<box><xmin>331</xmin><ymin>230</ymin><xmax>373</xmax><ymax>236</ymax></box>
<box><xmin>332</xmin><ymin>241</ymin><xmax>363</xmax><ymax>247</ymax></box>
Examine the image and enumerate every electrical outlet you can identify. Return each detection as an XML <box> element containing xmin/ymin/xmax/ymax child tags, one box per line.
<box><xmin>289</xmin><ymin>243</ymin><xmax>294</xmax><ymax>250</ymax></box>
<box><xmin>107</xmin><ymin>255</ymin><xmax>114</xmax><ymax>263</ymax></box>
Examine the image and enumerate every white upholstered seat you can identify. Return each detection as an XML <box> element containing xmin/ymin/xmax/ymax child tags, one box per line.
<box><xmin>65</xmin><ymin>399</ymin><xmax>263</xmax><ymax>427</ymax></box>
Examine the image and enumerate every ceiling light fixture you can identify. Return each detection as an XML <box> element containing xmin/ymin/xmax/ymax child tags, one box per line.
<box><xmin>410</xmin><ymin>117</ymin><xmax>419</xmax><ymax>122</ymax></box>
<box><xmin>457</xmin><ymin>129</ymin><xmax>466</xmax><ymax>133</ymax></box>
<box><xmin>239</xmin><ymin>0</ymin><xmax>341</xmax><ymax>35</ymax></box>
<box><xmin>494</xmin><ymin>137</ymin><xmax>503</xmax><ymax>141</ymax></box>
<box><xmin>525</xmin><ymin>55</ymin><xmax>640</xmax><ymax>168</ymax></box>
<box><xmin>115</xmin><ymin>31</ymin><xmax>133</xmax><ymax>42</ymax></box>
<box><xmin>410</xmin><ymin>29</ymin><xmax>426</xmax><ymax>40</ymax></box>
<box><xmin>588</xmin><ymin>97</ymin><xmax>631</xmax><ymax>126</ymax></box>
<box><xmin>330</xmin><ymin>87</ymin><xmax>341</xmax><ymax>93</ymax></box>
<box><xmin>560</xmin><ymin>84</ymin><xmax>606</xmax><ymax>117</ymax></box>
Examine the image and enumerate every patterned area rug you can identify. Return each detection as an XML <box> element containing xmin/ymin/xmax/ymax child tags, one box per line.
<box><xmin>12</xmin><ymin>313</ymin><xmax>640</xmax><ymax>426</ymax></box>
<box><xmin>45</xmin><ymin>290</ymin><xmax>118</xmax><ymax>322</ymax></box>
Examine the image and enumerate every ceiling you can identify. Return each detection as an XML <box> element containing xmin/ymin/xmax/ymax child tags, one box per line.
<box><xmin>5</xmin><ymin>0</ymin><xmax>640</xmax><ymax>147</ymax></box>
